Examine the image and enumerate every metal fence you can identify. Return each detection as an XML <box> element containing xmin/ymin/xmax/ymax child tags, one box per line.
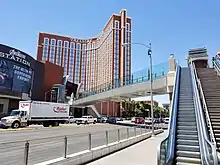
<box><xmin>0</xmin><ymin>126</ymin><xmax>159</xmax><ymax>165</ymax></box>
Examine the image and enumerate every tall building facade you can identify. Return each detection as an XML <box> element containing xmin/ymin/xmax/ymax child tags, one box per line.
<box><xmin>37</xmin><ymin>9</ymin><xmax>131</xmax><ymax>92</ymax></box>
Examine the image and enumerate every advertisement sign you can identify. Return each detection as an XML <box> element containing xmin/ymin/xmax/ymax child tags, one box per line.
<box><xmin>0</xmin><ymin>44</ymin><xmax>35</xmax><ymax>94</ymax></box>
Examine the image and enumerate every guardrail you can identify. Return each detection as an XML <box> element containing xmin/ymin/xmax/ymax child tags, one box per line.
<box><xmin>0</xmin><ymin>126</ymin><xmax>161</xmax><ymax>165</ymax></box>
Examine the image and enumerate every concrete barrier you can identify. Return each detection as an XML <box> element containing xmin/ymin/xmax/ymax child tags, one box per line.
<box><xmin>35</xmin><ymin>129</ymin><xmax>163</xmax><ymax>165</ymax></box>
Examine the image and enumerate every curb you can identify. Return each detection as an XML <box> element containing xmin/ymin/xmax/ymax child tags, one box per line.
<box><xmin>0</xmin><ymin>127</ymin><xmax>35</xmax><ymax>132</ymax></box>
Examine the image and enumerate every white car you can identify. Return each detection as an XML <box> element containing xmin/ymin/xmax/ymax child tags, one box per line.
<box><xmin>76</xmin><ymin>115</ymin><xmax>97</xmax><ymax>125</ymax></box>
<box><xmin>164</xmin><ymin>117</ymin><xmax>169</xmax><ymax>124</ymax></box>
<box><xmin>67</xmin><ymin>116</ymin><xmax>76</xmax><ymax>123</ymax></box>
<box><xmin>145</xmin><ymin>118</ymin><xmax>152</xmax><ymax>124</ymax></box>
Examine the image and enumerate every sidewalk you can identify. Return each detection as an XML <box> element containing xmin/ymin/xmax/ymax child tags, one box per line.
<box><xmin>87</xmin><ymin>130</ymin><xmax>167</xmax><ymax>165</ymax></box>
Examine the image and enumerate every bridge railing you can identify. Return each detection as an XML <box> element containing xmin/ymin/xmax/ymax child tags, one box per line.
<box><xmin>78</xmin><ymin>61</ymin><xmax>169</xmax><ymax>99</ymax></box>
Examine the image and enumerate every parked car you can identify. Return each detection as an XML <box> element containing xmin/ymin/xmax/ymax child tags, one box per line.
<box><xmin>97</xmin><ymin>116</ymin><xmax>107</xmax><ymax>123</ymax></box>
<box><xmin>116</xmin><ymin>117</ymin><xmax>123</xmax><ymax>121</ymax></box>
<box><xmin>67</xmin><ymin>116</ymin><xmax>76</xmax><ymax>124</ymax></box>
<box><xmin>75</xmin><ymin>115</ymin><xmax>97</xmax><ymax>125</ymax></box>
<box><xmin>145</xmin><ymin>118</ymin><xmax>152</xmax><ymax>124</ymax></box>
<box><xmin>131</xmin><ymin>117</ymin><xmax>145</xmax><ymax>124</ymax></box>
<box><xmin>154</xmin><ymin>118</ymin><xmax>161</xmax><ymax>123</ymax></box>
<box><xmin>107</xmin><ymin>117</ymin><xmax>117</xmax><ymax>124</ymax></box>
<box><xmin>164</xmin><ymin>117</ymin><xmax>169</xmax><ymax>124</ymax></box>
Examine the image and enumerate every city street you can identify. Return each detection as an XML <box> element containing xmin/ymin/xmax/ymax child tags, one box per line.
<box><xmin>0</xmin><ymin>123</ymin><xmax>146</xmax><ymax>165</ymax></box>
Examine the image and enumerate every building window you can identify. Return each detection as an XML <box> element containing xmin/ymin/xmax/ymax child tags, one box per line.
<box><xmin>63</xmin><ymin>41</ymin><xmax>69</xmax><ymax>75</ymax></box>
<box><xmin>56</xmin><ymin>40</ymin><xmax>62</xmax><ymax>65</ymax></box>
<box><xmin>81</xmin><ymin>44</ymin><xmax>86</xmax><ymax>89</ymax></box>
<box><xmin>114</xmin><ymin>22</ymin><xmax>120</xmax><ymax>86</ymax></box>
<box><xmin>114</xmin><ymin>20</ymin><xmax>119</xmax><ymax>29</ymax></box>
<box><xmin>74</xmin><ymin>43</ymin><xmax>81</xmax><ymax>84</ymax></box>
<box><xmin>49</xmin><ymin>39</ymin><xmax>56</xmax><ymax>63</ymax></box>
<box><xmin>42</xmin><ymin>38</ymin><xmax>49</xmax><ymax>60</ymax></box>
<box><xmin>69</xmin><ymin>42</ymin><xmax>75</xmax><ymax>80</ymax></box>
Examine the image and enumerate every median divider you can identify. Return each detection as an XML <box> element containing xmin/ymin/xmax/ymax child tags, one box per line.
<box><xmin>35</xmin><ymin>129</ymin><xmax>163</xmax><ymax>165</ymax></box>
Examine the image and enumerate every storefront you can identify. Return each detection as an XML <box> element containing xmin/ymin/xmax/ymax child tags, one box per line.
<box><xmin>0</xmin><ymin>44</ymin><xmax>35</xmax><ymax>114</ymax></box>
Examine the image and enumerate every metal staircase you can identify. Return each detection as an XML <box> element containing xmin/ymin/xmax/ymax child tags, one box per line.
<box><xmin>175</xmin><ymin>68</ymin><xmax>201</xmax><ymax>164</ymax></box>
<box><xmin>157</xmin><ymin>64</ymin><xmax>218</xmax><ymax>165</ymax></box>
<box><xmin>196</xmin><ymin>67</ymin><xmax>220</xmax><ymax>152</ymax></box>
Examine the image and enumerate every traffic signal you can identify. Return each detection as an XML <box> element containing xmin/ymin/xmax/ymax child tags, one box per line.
<box><xmin>148</xmin><ymin>49</ymin><xmax>152</xmax><ymax>56</ymax></box>
<box><xmin>65</xmin><ymin>81</ymin><xmax>78</xmax><ymax>97</ymax></box>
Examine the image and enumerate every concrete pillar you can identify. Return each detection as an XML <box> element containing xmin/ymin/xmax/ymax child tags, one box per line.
<box><xmin>113</xmin><ymin>102</ymin><xmax>115</xmax><ymax>116</ymax></box>
<box><xmin>101</xmin><ymin>102</ymin><xmax>103</xmax><ymax>115</ymax></box>
<box><xmin>168</xmin><ymin>54</ymin><xmax>176</xmax><ymax>72</ymax></box>
<box><xmin>167</xmin><ymin>54</ymin><xmax>177</xmax><ymax>93</ymax></box>
<box><xmin>107</xmin><ymin>101</ymin><xmax>110</xmax><ymax>117</ymax></box>
<box><xmin>169</xmin><ymin>93</ymin><xmax>172</xmax><ymax>104</ymax></box>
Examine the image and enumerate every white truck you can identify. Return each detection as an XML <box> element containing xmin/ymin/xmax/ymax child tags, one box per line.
<box><xmin>76</xmin><ymin>115</ymin><xmax>97</xmax><ymax>125</ymax></box>
<box><xmin>1</xmin><ymin>101</ymin><xmax>70</xmax><ymax>128</ymax></box>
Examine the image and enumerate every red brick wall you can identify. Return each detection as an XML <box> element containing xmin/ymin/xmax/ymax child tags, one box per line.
<box><xmin>42</xmin><ymin>61</ymin><xmax>64</xmax><ymax>94</ymax></box>
<box><xmin>94</xmin><ymin>101</ymin><xmax>120</xmax><ymax>117</ymax></box>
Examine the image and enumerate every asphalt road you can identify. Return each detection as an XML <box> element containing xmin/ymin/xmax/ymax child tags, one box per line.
<box><xmin>0</xmin><ymin>124</ymin><xmax>146</xmax><ymax>165</ymax></box>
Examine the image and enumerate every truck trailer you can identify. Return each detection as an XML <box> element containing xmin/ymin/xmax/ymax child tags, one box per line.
<box><xmin>1</xmin><ymin>101</ymin><xmax>70</xmax><ymax>128</ymax></box>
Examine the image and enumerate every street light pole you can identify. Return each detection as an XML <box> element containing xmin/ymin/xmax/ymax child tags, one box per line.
<box><xmin>148</xmin><ymin>43</ymin><xmax>155</xmax><ymax>137</ymax></box>
<box><xmin>122</xmin><ymin>42</ymin><xmax>155</xmax><ymax>137</ymax></box>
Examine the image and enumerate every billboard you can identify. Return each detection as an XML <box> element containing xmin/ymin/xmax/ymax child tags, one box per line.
<box><xmin>0</xmin><ymin>44</ymin><xmax>35</xmax><ymax>95</ymax></box>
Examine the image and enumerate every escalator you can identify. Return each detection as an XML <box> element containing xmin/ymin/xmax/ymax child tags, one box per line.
<box><xmin>158</xmin><ymin>64</ymin><xmax>218</xmax><ymax>165</ymax></box>
<box><xmin>196</xmin><ymin>67</ymin><xmax>220</xmax><ymax>152</ymax></box>
<box><xmin>174</xmin><ymin>68</ymin><xmax>201</xmax><ymax>164</ymax></box>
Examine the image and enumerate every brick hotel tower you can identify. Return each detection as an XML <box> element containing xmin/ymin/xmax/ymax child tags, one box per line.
<box><xmin>36</xmin><ymin>9</ymin><xmax>131</xmax><ymax>116</ymax></box>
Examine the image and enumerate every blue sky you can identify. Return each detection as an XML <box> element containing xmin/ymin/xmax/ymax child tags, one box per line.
<box><xmin>1</xmin><ymin>0</ymin><xmax>220</xmax><ymax>104</ymax></box>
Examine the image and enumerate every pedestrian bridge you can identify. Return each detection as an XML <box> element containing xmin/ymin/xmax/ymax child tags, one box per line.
<box><xmin>71</xmin><ymin>56</ymin><xmax>177</xmax><ymax>106</ymax></box>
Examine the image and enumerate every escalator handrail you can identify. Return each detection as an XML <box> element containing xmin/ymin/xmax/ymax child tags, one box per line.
<box><xmin>190</xmin><ymin>63</ymin><xmax>218</xmax><ymax>165</ymax></box>
<box><xmin>157</xmin><ymin>65</ymin><xmax>180</xmax><ymax>164</ymax></box>
<box><xmin>193</xmin><ymin>63</ymin><xmax>217</xmax><ymax>148</ymax></box>
<box><xmin>164</xmin><ymin>65</ymin><xmax>181</xmax><ymax>164</ymax></box>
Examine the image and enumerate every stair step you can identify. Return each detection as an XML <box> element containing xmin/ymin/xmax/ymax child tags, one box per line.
<box><xmin>176</xmin><ymin>156</ymin><xmax>201</xmax><ymax>165</ymax></box>
<box><xmin>178</xmin><ymin>104</ymin><xmax>194</xmax><ymax>107</ymax></box>
<box><xmin>209</xmin><ymin>110</ymin><xmax>220</xmax><ymax>112</ymax></box>
<box><xmin>177</xmin><ymin>129</ymin><xmax>197</xmax><ymax>134</ymax></box>
<box><xmin>178</xmin><ymin>122</ymin><xmax>196</xmax><ymax>126</ymax></box>
<box><xmin>207</xmin><ymin>105</ymin><xmax>220</xmax><ymax>108</ymax></box>
<box><xmin>176</xmin><ymin>151</ymin><xmax>200</xmax><ymax>159</ymax></box>
<box><xmin>177</xmin><ymin>139</ymin><xmax>199</xmax><ymax>146</ymax></box>
<box><xmin>214</xmin><ymin>134</ymin><xmax>220</xmax><ymax>138</ymax></box>
<box><xmin>210</xmin><ymin>119</ymin><xmax>220</xmax><ymax>122</ymax></box>
<box><xmin>210</xmin><ymin>116</ymin><xmax>220</xmax><ymax>119</ymax></box>
<box><xmin>178</xmin><ymin>111</ymin><xmax>195</xmax><ymax>115</ymax></box>
<box><xmin>176</xmin><ymin>162</ymin><xmax>201</xmax><ymax>165</ymax></box>
<box><xmin>213</xmin><ymin>125</ymin><xmax>220</xmax><ymax>130</ymax></box>
<box><xmin>213</xmin><ymin>129</ymin><xmax>220</xmax><ymax>132</ymax></box>
<box><xmin>212</xmin><ymin>122</ymin><xmax>220</xmax><ymax>126</ymax></box>
<box><xmin>178</xmin><ymin>107</ymin><xmax>195</xmax><ymax>110</ymax></box>
<box><xmin>177</xmin><ymin>125</ymin><xmax>197</xmax><ymax>130</ymax></box>
<box><xmin>216</xmin><ymin>138</ymin><xmax>220</xmax><ymax>142</ymax></box>
<box><xmin>177</xmin><ymin>134</ymin><xmax>198</xmax><ymax>140</ymax></box>
<box><xmin>177</xmin><ymin>145</ymin><xmax>200</xmax><ymax>152</ymax></box>
<box><xmin>178</xmin><ymin>118</ymin><xmax>196</xmax><ymax>122</ymax></box>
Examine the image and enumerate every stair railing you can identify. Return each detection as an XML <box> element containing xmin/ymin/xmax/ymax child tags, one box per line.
<box><xmin>157</xmin><ymin>65</ymin><xmax>181</xmax><ymax>165</ymax></box>
<box><xmin>190</xmin><ymin>62</ymin><xmax>218</xmax><ymax>165</ymax></box>
<box><xmin>192</xmin><ymin>63</ymin><xmax>217</xmax><ymax>148</ymax></box>
<box><xmin>213</xmin><ymin>57</ymin><xmax>220</xmax><ymax>76</ymax></box>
